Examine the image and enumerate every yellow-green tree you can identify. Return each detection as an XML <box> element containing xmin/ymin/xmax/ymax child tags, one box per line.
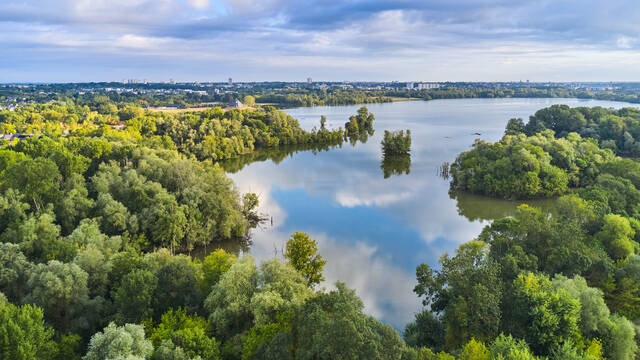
<box><xmin>284</xmin><ymin>232</ymin><xmax>327</xmax><ymax>286</ymax></box>
<box><xmin>243</xmin><ymin>95</ymin><xmax>256</xmax><ymax>107</ymax></box>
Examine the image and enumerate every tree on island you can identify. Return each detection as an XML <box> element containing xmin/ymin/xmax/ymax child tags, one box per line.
<box><xmin>381</xmin><ymin>129</ymin><xmax>412</xmax><ymax>156</ymax></box>
<box><xmin>345</xmin><ymin>106</ymin><xmax>375</xmax><ymax>138</ymax></box>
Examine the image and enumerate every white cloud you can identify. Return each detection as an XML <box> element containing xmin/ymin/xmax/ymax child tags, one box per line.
<box><xmin>188</xmin><ymin>0</ymin><xmax>211</xmax><ymax>9</ymax></box>
<box><xmin>4</xmin><ymin>0</ymin><xmax>640</xmax><ymax>81</ymax></box>
<box><xmin>617</xmin><ymin>35</ymin><xmax>634</xmax><ymax>49</ymax></box>
<box><xmin>246</xmin><ymin>227</ymin><xmax>420</xmax><ymax>328</ymax></box>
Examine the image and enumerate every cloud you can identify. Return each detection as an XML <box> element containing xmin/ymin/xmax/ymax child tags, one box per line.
<box><xmin>188</xmin><ymin>0</ymin><xmax>211</xmax><ymax>10</ymax></box>
<box><xmin>2</xmin><ymin>0</ymin><xmax>640</xmax><ymax>81</ymax></box>
<box><xmin>246</xmin><ymin>226</ymin><xmax>421</xmax><ymax>329</ymax></box>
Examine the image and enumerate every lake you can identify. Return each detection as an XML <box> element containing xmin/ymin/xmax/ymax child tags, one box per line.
<box><xmin>222</xmin><ymin>98</ymin><xmax>640</xmax><ymax>329</ymax></box>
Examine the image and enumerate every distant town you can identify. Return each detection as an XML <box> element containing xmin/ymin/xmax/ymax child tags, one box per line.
<box><xmin>0</xmin><ymin>80</ymin><xmax>637</xmax><ymax>111</ymax></box>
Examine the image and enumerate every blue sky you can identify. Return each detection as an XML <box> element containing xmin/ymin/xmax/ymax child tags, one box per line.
<box><xmin>2</xmin><ymin>0</ymin><xmax>640</xmax><ymax>82</ymax></box>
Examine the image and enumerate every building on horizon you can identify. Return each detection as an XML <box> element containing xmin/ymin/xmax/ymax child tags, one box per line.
<box><xmin>415</xmin><ymin>82</ymin><xmax>440</xmax><ymax>90</ymax></box>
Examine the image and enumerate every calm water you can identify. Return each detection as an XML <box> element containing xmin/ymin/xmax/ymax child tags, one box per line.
<box><xmin>224</xmin><ymin>98</ymin><xmax>640</xmax><ymax>329</ymax></box>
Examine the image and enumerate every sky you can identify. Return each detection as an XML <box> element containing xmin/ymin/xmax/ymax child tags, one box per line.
<box><xmin>2</xmin><ymin>0</ymin><xmax>640</xmax><ymax>82</ymax></box>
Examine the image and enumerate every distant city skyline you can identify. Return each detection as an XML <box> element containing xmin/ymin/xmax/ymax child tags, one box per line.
<box><xmin>2</xmin><ymin>0</ymin><xmax>640</xmax><ymax>82</ymax></box>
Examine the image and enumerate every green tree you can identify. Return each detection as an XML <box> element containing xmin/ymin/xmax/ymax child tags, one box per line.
<box><xmin>0</xmin><ymin>294</ymin><xmax>55</xmax><ymax>360</ymax></box>
<box><xmin>284</xmin><ymin>231</ymin><xmax>327</xmax><ymax>286</ymax></box>
<box><xmin>460</xmin><ymin>338</ymin><xmax>489</xmax><ymax>360</ymax></box>
<box><xmin>381</xmin><ymin>129</ymin><xmax>411</xmax><ymax>156</ymax></box>
<box><xmin>2</xmin><ymin>157</ymin><xmax>61</xmax><ymax>211</ymax></box>
<box><xmin>414</xmin><ymin>241</ymin><xmax>502</xmax><ymax>349</ymax></box>
<box><xmin>597</xmin><ymin>214</ymin><xmax>635</xmax><ymax>260</ymax></box>
<box><xmin>505</xmin><ymin>118</ymin><xmax>525</xmax><ymax>135</ymax></box>
<box><xmin>147</xmin><ymin>308</ymin><xmax>210</xmax><ymax>347</ymax></box>
<box><xmin>153</xmin><ymin>257</ymin><xmax>202</xmax><ymax>317</ymax></box>
<box><xmin>505</xmin><ymin>272</ymin><xmax>580</xmax><ymax>355</ymax></box>
<box><xmin>84</xmin><ymin>322</ymin><xmax>153</xmax><ymax>360</ymax></box>
<box><xmin>53</xmin><ymin>333</ymin><xmax>83</xmax><ymax>360</ymax></box>
<box><xmin>243</xmin><ymin>96</ymin><xmax>256</xmax><ymax>107</ymax></box>
<box><xmin>250</xmin><ymin>259</ymin><xmax>311</xmax><ymax>326</ymax></box>
<box><xmin>24</xmin><ymin>260</ymin><xmax>89</xmax><ymax>332</ymax></box>
<box><xmin>295</xmin><ymin>282</ymin><xmax>406</xmax><ymax>360</ymax></box>
<box><xmin>171</xmin><ymin>327</ymin><xmax>221</xmax><ymax>360</ymax></box>
<box><xmin>199</xmin><ymin>249</ymin><xmax>236</xmax><ymax>296</ymax></box>
<box><xmin>403</xmin><ymin>309</ymin><xmax>445</xmax><ymax>351</ymax></box>
<box><xmin>551</xmin><ymin>275</ymin><xmax>610</xmax><ymax>339</ymax></box>
<box><xmin>152</xmin><ymin>340</ymin><xmax>191</xmax><ymax>360</ymax></box>
<box><xmin>112</xmin><ymin>269</ymin><xmax>157</xmax><ymax>324</ymax></box>
<box><xmin>599</xmin><ymin>314</ymin><xmax>636</xmax><ymax>360</ymax></box>
<box><xmin>5</xmin><ymin>210</ymin><xmax>74</xmax><ymax>263</ymax></box>
<box><xmin>488</xmin><ymin>334</ymin><xmax>537</xmax><ymax>360</ymax></box>
<box><xmin>0</xmin><ymin>243</ymin><xmax>33</xmax><ymax>303</ymax></box>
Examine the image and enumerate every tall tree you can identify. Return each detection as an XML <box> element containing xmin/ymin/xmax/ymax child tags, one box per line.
<box><xmin>284</xmin><ymin>231</ymin><xmax>326</xmax><ymax>286</ymax></box>
<box><xmin>0</xmin><ymin>294</ymin><xmax>55</xmax><ymax>360</ymax></box>
<box><xmin>84</xmin><ymin>323</ymin><xmax>153</xmax><ymax>360</ymax></box>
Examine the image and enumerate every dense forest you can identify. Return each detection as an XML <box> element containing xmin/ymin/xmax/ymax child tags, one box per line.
<box><xmin>6</xmin><ymin>97</ymin><xmax>640</xmax><ymax>359</ymax></box>
<box><xmin>0</xmin><ymin>100</ymin><xmax>423</xmax><ymax>359</ymax></box>
<box><xmin>440</xmin><ymin>105</ymin><xmax>640</xmax><ymax>358</ymax></box>
<box><xmin>517</xmin><ymin>105</ymin><xmax>640</xmax><ymax>156</ymax></box>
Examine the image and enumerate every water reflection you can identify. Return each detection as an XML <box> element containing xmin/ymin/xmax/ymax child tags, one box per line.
<box><xmin>221</xmin><ymin>98</ymin><xmax>640</xmax><ymax>329</ymax></box>
<box><xmin>381</xmin><ymin>155</ymin><xmax>411</xmax><ymax>178</ymax></box>
<box><xmin>219</xmin><ymin>141</ymin><xmax>344</xmax><ymax>174</ymax></box>
<box><xmin>451</xmin><ymin>192</ymin><xmax>559</xmax><ymax>222</ymax></box>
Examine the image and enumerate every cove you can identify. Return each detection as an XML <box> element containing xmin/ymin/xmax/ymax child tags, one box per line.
<box><xmin>222</xmin><ymin>97</ymin><xmax>640</xmax><ymax>329</ymax></box>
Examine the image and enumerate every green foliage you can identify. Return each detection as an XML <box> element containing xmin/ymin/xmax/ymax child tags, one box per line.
<box><xmin>5</xmin><ymin>210</ymin><xmax>74</xmax><ymax>263</ymax></box>
<box><xmin>382</xmin><ymin>129</ymin><xmax>412</xmax><ymax>156</ymax></box>
<box><xmin>403</xmin><ymin>309</ymin><xmax>445</xmax><ymax>351</ymax></box>
<box><xmin>345</xmin><ymin>106</ymin><xmax>375</xmax><ymax>138</ymax></box>
<box><xmin>6</xmin><ymin>98</ymin><xmax>640</xmax><ymax>358</ymax></box>
<box><xmin>523</xmin><ymin>105</ymin><xmax>640</xmax><ymax>157</ymax></box>
<box><xmin>53</xmin><ymin>333</ymin><xmax>83</xmax><ymax>360</ymax></box>
<box><xmin>0</xmin><ymin>294</ymin><xmax>55</xmax><ymax>360</ymax></box>
<box><xmin>597</xmin><ymin>214</ymin><xmax>635</xmax><ymax>260</ymax></box>
<box><xmin>24</xmin><ymin>260</ymin><xmax>90</xmax><ymax>333</ymax></box>
<box><xmin>478</xmin><ymin>199</ymin><xmax>607</xmax><ymax>279</ymax></box>
<box><xmin>488</xmin><ymin>334</ymin><xmax>538</xmax><ymax>360</ymax></box>
<box><xmin>204</xmin><ymin>256</ymin><xmax>258</xmax><ymax>338</ymax></box>
<box><xmin>414</xmin><ymin>241</ymin><xmax>502</xmax><ymax>349</ymax></box>
<box><xmin>294</xmin><ymin>282</ymin><xmax>406</xmax><ymax>360</ymax></box>
<box><xmin>241</xmin><ymin>321</ymin><xmax>289</xmax><ymax>360</ymax></box>
<box><xmin>284</xmin><ymin>231</ymin><xmax>327</xmax><ymax>286</ymax></box>
<box><xmin>551</xmin><ymin>275</ymin><xmax>610</xmax><ymax>339</ymax></box>
<box><xmin>84</xmin><ymin>322</ymin><xmax>153</xmax><ymax>360</ymax></box>
<box><xmin>171</xmin><ymin>327</ymin><xmax>221</xmax><ymax>360</ymax></box>
<box><xmin>152</xmin><ymin>340</ymin><xmax>192</xmax><ymax>360</ymax></box>
<box><xmin>153</xmin><ymin>256</ymin><xmax>203</xmax><ymax>317</ymax></box>
<box><xmin>147</xmin><ymin>308</ymin><xmax>210</xmax><ymax>347</ymax></box>
<box><xmin>506</xmin><ymin>272</ymin><xmax>581</xmax><ymax>355</ymax></box>
<box><xmin>199</xmin><ymin>249</ymin><xmax>236</xmax><ymax>296</ymax></box>
<box><xmin>112</xmin><ymin>269</ymin><xmax>157</xmax><ymax>324</ymax></box>
<box><xmin>156</xmin><ymin>107</ymin><xmax>343</xmax><ymax>161</ymax></box>
<box><xmin>0</xmin><ymin>243</ymin><xmax>33</xmax><ymax>303</ymax></box>
<box><xmin>460</xmin><ymin>338</ymin><xmax>489</xmax><ymax>360</ymax></box>
<box><xmin>450</xmin><ymin>130</ymin><xmax>613</xmax><ymax>199</ymax></box>
<box><xmin>0</xmin><ymin>134</ymin><xmax>256</xmax><ymax>255</ymax></box>
<box><xmin>599</xmin><ymin>314</ymin><xmax>637</xmax><ymax>360</ymax></box>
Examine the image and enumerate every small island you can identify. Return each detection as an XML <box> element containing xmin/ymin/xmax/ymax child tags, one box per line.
<box><xmin>381</xmin><ymin>129</ymin><xmax>412</xmax><ymax>156</ymax></box>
